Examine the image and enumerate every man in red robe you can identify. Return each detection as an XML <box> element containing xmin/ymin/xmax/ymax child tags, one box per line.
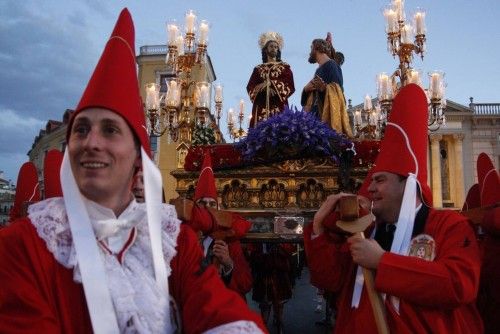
<box><xmin>43</xmin><ymin>149</ymin><xmax>63</xmax><ymax>199</ymax></box>
<box><xmin>8</xmin><ymin>161</ymin><xmax>40</xmax><ymax>222</ymax></box>
<box><xmin>180</xmin><ymin>152</ymin><xmax>253</xmax><ymax>299</ymax></box>
<box><xmin>474</xmin><ymin>152</ymin><xmax>500</xmax><ymax>334</ymax></box>
<box><xmin>246</xmin><ymin>31</ymin><xmax>294</xmax><ymax>128</ymax></box>
<box><xmin>304</xmin><ymin>84</ymin><xmax>483</xmax><ymax>333</ymax></box>
<box><xmin>0</xmin><ymin>8</ymin><xmax>265</xmax><ymax>334</ymax></box>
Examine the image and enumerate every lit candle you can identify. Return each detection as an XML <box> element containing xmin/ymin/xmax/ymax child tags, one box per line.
<box><xmin>228</xmin><ymin>108</ymin><xmax>235</xmax><ymax>125</ymax></box>
<box><xmin>215</xmin><ymin>84</ymin><xmax>223</xmax><ymax>101</ymax></box>
<box><xmin>185</xmin><ymin>10</ymin><xmax>196</xmax><ymax>33</ymax></box>
<box><xmin>401</xmin><ymin>24</ymin><xmax>414</xmax><ymax>44</ymax></box>
<box><xmin>408</xmin><ymin>69</ymin><xmax>420</xmax><ymax>84</ymax></box>
<box><xmin>166</xmin><ymin>22</ymin><xmax>179</xmax><ymax>45</ymax></box>
<box><xmin>355</xmin><ymin>110</ymin><xmax>362</xmax><ymax>126</ymax></box>
<box><xmin>378</xmin><ymin>73</ymin><xmax>390</xmax><ymax>100</ymax></box>
<box><xmin>167</xmin><ymin>80</ymin><xmax>178</xmax><ymax>106</ymax></box>
<box><xmin>384</xmin><ymin>8</ymin><xmax>397</xmax><ymax>33</ymax></box>
<box><xmin>239</xmin><ymin>99</ymin><xmax>245</xmax><ymax>115</ymax></box>
<box><xmin>414</xmin><ymin>11</ymin><xmax>426</xmax><ymax>35</ymax></box>
<box><xmin>364</xmin><ymin>95</ymin><xmax>372</xmax><ymax>111</ymax></box>
<box><xmin>146</xmin><ymin>83</ymin><xmax>158</xmax><ymax>110</ymax></box>
<box><xmin>393</xmin><ymin>0</ymin><xmax>405</xmax><ymax>21</ymax></box>
<box><xmin>430</xmin><ymin>72</ymin><xmax>441</xmax><ymax>98</ymax></box>
<box><xmin>199</xmin><ymin>85</ymin><xmax>209</xmax><ymax>107</ymax></box>
<box><xmin>175</xmin><ymin>35</ymin><xmax>184</xmax><ymax>55</ymax></box>
<box><xmin>198</xmin><ymin>20</ymin><xmax>209</xmax><ymax>45</ymax></box>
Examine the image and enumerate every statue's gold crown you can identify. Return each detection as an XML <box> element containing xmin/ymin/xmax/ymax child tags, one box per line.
<box><xmin>258</xmin><ymin>31</ymin><xmax>284</xmax><ymax>50</ymax></box>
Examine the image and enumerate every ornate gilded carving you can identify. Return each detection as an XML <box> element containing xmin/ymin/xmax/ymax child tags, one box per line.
<box><xmin>171</xmin><ymin>159</ymin><xmax>369</xmax><ymax>214</ymax></box>
<box><xmin>221</xmin><ymin>179</ymin><xmax>250</xmax><ymax>209</ymax></box>
<box><xmin>260</xmin><ymin>179</ymin><xmax>287</xmax><ymax>208</ymax></box>
<box><xmin>296</xmin><ymin>179</ymin><xmax>326</xmax><ymax>208</ymax></box>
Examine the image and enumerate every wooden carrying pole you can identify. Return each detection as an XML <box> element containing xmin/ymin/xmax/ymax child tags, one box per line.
<box><xmin>336</xmin><ymin>196</ymin><xmax>390</xmax><ymax>334</ymax></box>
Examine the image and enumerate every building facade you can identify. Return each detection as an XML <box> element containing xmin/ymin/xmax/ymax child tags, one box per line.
<box><xmin>26</xmin><ymin>109</ymin><xmax>72</xmax><ymax>197</ymax></box>
<box><xmin>0</xmin><ymin>171</ymin><xmax>15</xmax><ymax>225</ymax></box>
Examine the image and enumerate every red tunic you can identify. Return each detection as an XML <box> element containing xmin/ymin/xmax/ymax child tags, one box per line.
<box><xmin>304</xmin><ymin>208</ymin><xmax>483</xmax><ymax>334</ymax></box>
<box><xmin>477</xmin><ymin>207</ymin><xmax>500</xmax><ymax>334</ymax></box>
<box><xmin>246</xmin><ymin>62</ymin><xmax>294</xmax><ymax>128</ymax></box>
<box><xmin>185</xmin><ymin>206</ymin><xmax>253</xmax><ymax>297</ymax></box>
<box><xmin>0</xmin><ymin>219</ymin><xmax>266</xmax><ymax>333</ymax></box>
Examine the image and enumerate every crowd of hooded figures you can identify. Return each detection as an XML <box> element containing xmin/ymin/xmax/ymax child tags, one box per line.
<box><xmin>1</xmin><ymin>7</ymin><xmax>499</xmax><ymax>334</ymax></box>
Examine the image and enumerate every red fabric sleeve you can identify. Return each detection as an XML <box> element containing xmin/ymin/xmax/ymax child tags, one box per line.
<box><xmin>229</xmin><ymin>213</ymin><xmax>251</xmax><ymax>239</ymax></box>
<box><xmin>303</xmin><ymin>223</ymin><xmax>352</xmax><ymax>292</ymax></box>
<box><xmin>0</xmin><ymin>219</ymin><xmax>92</xmax><ymax>334</ymax></box>
<box><xmin>375</xmin><ymin>212</ymin><xmax>481</xmax><ymax>308</ymax></box>
<box><xmin>246</xmin><ymin>67</ymin><xmax>261</xmax><ymax>103</ymax></box>
<box><xmin>0</xmin><ymin>219</ymin><xmax>60</xmax><ymax>333</ymax></box>
<box><xmin>169</xmin><ymin>225</ymin><xmax>266</xmax><ymax>333</ymax></box>
<box><xmin>227</xmin><ymin>241</ymin><xmax>253</xmax><ymax>296</ymax></box>
<box><xmin>185</xmin><ymin>205</ymin><xmax>215</xmax><ymax>234</ymax></box>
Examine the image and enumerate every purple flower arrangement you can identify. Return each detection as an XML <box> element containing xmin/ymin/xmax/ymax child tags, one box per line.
<box><xmin>236</xmin><ymin>106</ymin><xmax>352</xmax><ymax>164</ymax></box>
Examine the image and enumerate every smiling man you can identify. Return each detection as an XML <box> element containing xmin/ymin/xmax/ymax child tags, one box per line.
<box><xmin>304</xmin><ymin>84</ymin><xmax>483</xmax><ymax>334</ymax></box>
<box><xmin>0</xmin><ymin>8</ymin><xmax>265</xmax><ymax>334</ymax></box>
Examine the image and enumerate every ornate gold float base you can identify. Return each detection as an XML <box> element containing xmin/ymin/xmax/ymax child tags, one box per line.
<box><xmin>172</xmin><ymin>158</ymin><xmax>369</xmax><ymax>233</ymax></box>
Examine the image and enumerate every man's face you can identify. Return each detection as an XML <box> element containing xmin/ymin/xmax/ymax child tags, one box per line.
<box><xmin>368</xmin><ymin>172</ymin><xmax>406</xmax><ymax>223</ymax></box>
<box><xmin>68</xmin><ymin>108</ymin><xmax>140</xmax><ymax>204</ymax></box>
<box><xmin>132</xmin><ymin>170</ymin><xmax>144</xmax><ymax>203</ymax></box>
<box><xmin>196</xmin><ymin>197</ymin><xmax>218</xmax><ymax>209</ymax></box>
<box><xmin>266</xmin><ymin>41</ymin><xmax>279</xmax><ymax>59</ymax></box>
<box><xmin>308</xmin><ymin>44</ymin><xmax>317</xmax><ymax>64</ymax></box>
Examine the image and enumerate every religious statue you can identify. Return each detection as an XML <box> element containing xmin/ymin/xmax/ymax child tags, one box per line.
<box><xmin>246</xmin><ymin>31</ymin><xmax>295</xmax><ymax>128</ymax></box>
<box><xmin>301</xmin><ymin>33</ymin><xmax>352</xmax><ymax>137</ymax></box>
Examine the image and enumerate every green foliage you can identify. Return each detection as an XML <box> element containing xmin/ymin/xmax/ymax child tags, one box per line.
<box><xmin>192</xmin><ymin>124</ymin><xmax>216</xmax><ymax>146</ymax></box>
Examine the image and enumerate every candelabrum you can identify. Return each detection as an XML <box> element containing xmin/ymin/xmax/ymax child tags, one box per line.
<box><xmin>352</xmin><ymin>96</ymin><xmax>386</xmax><ymax>140</ymax></box>
<box><xmin>227</xmin><ymin>101</ymin><xmax>248</xmax><ymax>141</ymax></box>
<box><xmin>145</xmin><ymin>10</ymin><xmax>226</xmax><ymax>142</ymax></box>
<box><xmin>378</xmin><ymin>0</ymin><xmax>446</xmax><ymax>130</ymax></box>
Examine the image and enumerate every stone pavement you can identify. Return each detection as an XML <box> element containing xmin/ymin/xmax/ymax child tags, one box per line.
<box><xmin>247</xmin><ymin>268</ymin><xmax>335</xmax><ymax>334</ymax></box>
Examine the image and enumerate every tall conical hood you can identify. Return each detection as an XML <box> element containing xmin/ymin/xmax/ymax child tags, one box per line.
<box><xmin>67</xmin><ymin>8</ymin><xmax>150</xmax><ymax>156</ymax></box>
<box><xmin>10</xmin><ymin>162</ymin><xmax>40</xmax><ymax>221</ymax></box>
<box><xmin>194</xmin><ymin>152</ymin><xmax>218</xmax><ymax>201</ymax></box>
<box><xmin>462</xmin><ymin>183</ymin><xmax>480</xmax><ymax>211</ymax></box>
<box><xmin>43</xmin><ymin>149</ymin><xmax>63</xmax><ymax>199</ymax></box>
<box><xmin>477</xmin><ymin>152</ymin><xmax>499</xmax><ymax>207</ymax></box>
<box><xmin>59</xmin><ymin>9</ymin><xmax>170</xmax><ymax>332</ymax></box>
<box><xmin>371</xmin><ymin>83</ymin><xmax>432</xmax><ymax>205</ymax></box>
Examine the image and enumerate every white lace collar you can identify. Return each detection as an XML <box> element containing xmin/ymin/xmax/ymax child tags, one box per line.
<box><xmin>28</xmin><ymin>197</ymin><xmax>180</xmax><ymax>333</ymax></box>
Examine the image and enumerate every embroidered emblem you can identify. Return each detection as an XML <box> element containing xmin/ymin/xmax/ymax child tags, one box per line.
<box><xmin>408</xmin><ymin>234</ymin><xmax>436</xmax><ymax>261</ymax></box>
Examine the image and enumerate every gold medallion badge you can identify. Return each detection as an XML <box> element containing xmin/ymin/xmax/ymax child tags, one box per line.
<box><xmin>408</xmin><ymin>234</ymin><xmax>436</xmax><ymax>261</ymax></box>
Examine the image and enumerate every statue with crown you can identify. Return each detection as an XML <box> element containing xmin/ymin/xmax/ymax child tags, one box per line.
<box><xmin>165</xmin><ymin>26</ymin><xmax>380</xmax><ymax>243</ymax></box>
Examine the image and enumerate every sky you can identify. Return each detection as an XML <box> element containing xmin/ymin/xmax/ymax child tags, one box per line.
<box><xmin>1</xmin><ymin>0</ymin><xmax>499</xmax><ymax>184</ymax></box>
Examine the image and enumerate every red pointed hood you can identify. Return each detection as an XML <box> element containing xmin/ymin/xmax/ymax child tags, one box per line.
<box><xmin>194</xmin><ymin>152</ymin><xmax>218</xmax><ymax>201</ymax></box>
<box><xmin>10</xmin><ymin>162</ymin><xmax>40</xmax><ymax>221</ymax></box>
<box><xmin>43</xmin><ymin>149</ymin><xmax>63</xmax><ymax>199</ymax></box>
<box><xmin>477</xmin><ymin>153</ymin><xmax>499</xmax><ymax>207</ymax></box>
<box><xmin>371</xmin><ymin>84</ymin><xmax>432</xmax><ymax>206</ymax></box>
<box><xmin>67</xmin><ymin>8</ymin><xmax>150</xmax><ymax>157</ymax></box>
<box><xmin>462</xmin><ymin>183</ymin><xmax>480</xmax><ymax>211</ymax></box>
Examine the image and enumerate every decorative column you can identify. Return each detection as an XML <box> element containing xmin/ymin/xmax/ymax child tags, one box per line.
<box><xmin>453</xmin><ymin>133</ymin><xmax>465</xmax><ymax>207</ymax></box>
<box><xmin>429</xmin><ymin>134</ymin><xmax>443</xmax><ymax>208</ymax></box>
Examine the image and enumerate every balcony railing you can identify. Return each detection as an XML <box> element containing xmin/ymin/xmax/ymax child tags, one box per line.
<box><xmin>470</xmin><ymin>103</ymin><xmax>500</xmax><ymax>115</ymax></box>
